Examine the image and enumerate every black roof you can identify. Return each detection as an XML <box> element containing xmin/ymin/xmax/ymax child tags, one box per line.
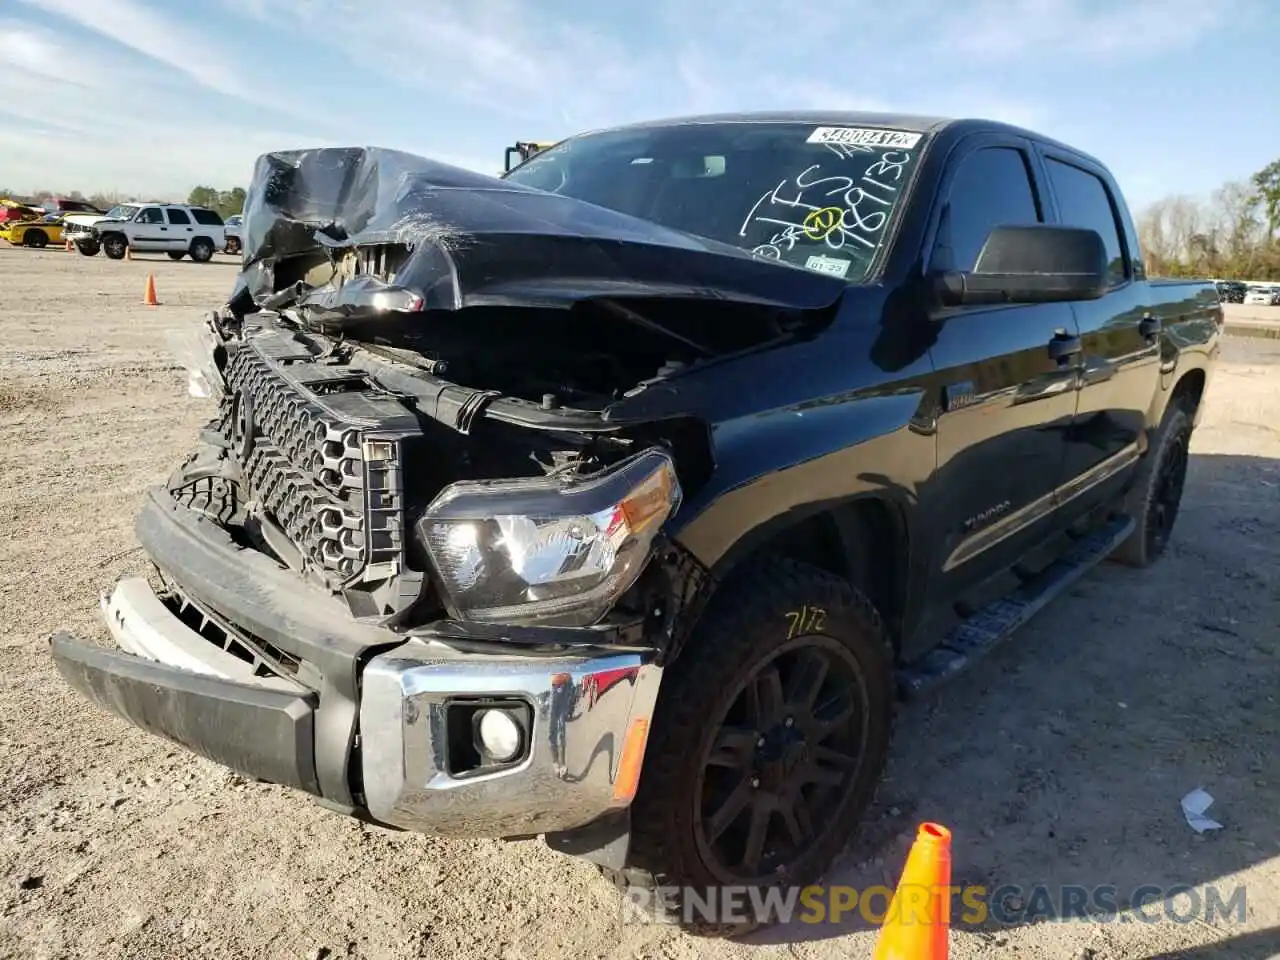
<box><xmin>608</xmin><ymin>110</ymin><xmax>954</xmax><ymax>134</ymax></box>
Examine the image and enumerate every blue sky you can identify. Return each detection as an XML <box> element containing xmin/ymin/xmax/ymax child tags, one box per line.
<box><xmin>0</xmin><ymin>0</ymin><xmax>1274</xmax><ymax>213</ymax></box>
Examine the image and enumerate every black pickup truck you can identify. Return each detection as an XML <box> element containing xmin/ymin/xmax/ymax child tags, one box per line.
<box><xmin>51</xmin><ymin>112</ymin><xmax>1220</xmax><ymax>927</ymax></box>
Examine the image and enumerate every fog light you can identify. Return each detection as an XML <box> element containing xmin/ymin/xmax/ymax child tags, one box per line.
<box><xmin>476</xmin><ymin>709</ymin><xmax>523</xmax><ymax>763</ymax></box>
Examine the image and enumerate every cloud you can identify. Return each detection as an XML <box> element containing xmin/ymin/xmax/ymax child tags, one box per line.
<box><xmin>0</xmin><ymin>21</ymin><xmax>324</xmax><ymax>193</ymax></box>
<box><xmin>929</xmin><ymin>0</ymin><xmax>1237</xmax><ymax>60</ymax></box>
<box><xmin>14</xmin><ymin>0</ymin><xmax>258</xmax><ymax>103</ymax></box>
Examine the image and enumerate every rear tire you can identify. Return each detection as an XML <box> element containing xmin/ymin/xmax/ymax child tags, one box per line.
<box><xmin>616</xmin><ymin>555</ymin><xmax>894</xmax><ymax>935</ymax></box>
<box><xmin>24</xmin><ymin>229</ymin><xmax>48</xmax><ymax>248</ymax></box>
<box><xmin>225</xmin><ymin>237</ymin><xmax>241</xmax><ymax>255</ymax></box>
<box><xmin>102</xmin><ymin>234</ymin><xmax>128</xmax><ymax>260</ymax></box>
<box><xmin>1111</xmin><ymin>403</ymin><xmax>1192</xmax><ymax>567</ymax></box>
<box><xmin>189</xmin><ymin>238</ymin><xmax>214</xmax><ymax>263</ymax></box>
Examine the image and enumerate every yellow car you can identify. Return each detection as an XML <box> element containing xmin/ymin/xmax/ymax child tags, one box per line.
<box><xmin>0</xmin><ymin>217</ymin><xmax>65</xmax><ymax>248</ymax></box>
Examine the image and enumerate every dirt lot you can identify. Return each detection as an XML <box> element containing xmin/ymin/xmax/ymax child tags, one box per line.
<box><xmin>1</xmin><ymin>249</ymin><xmax>1277</xmax><ymax>960</ymax></box>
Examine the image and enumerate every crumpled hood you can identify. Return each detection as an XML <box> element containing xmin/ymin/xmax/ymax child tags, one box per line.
<box><xmin>231</xmin><ymin>146</ymin><xmax>849</xmax><ymax>322</ymax></box>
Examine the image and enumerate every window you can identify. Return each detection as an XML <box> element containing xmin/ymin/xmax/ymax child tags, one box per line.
<box><xmin>502</xmin><ymin>121</ymin><xmax>927</xmax><ymax>283</ymax></box>
<box><xmin>1045</xmin><ymin>158</ymin><xmax>1126</xmax><ymax>286</ymax></box>
<box><xmin>136</xmin><ymin>207</ymin><xmax>164</xmax><ymax>224</ymax></box>
<box><xmin>932</xmin><ymin>147</ymin><xmax>1040</xmax><ymax>272</ymax></box>
<box><xmin>166</xmin><ymin>208</ymin><xmax>191</xmax><ymax>225</ymax></box>
<box><xmin>190</xmin><ymin>208</ymin><xmax>224</xmax><ymax>225</ymax></box>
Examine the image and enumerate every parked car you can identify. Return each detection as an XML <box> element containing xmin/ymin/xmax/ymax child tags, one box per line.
<box><xmin>63</xmin><ymin>203</ymin><xmax>226</xmax><ymax>261</ymax></box>
<box><xmin>0</xmin><ymin>198</ymin><xmax>43</xmax><ymax>224</ymax></box>
<box><xmin>52</xmin><ymin>112</ymin><xmax>1220</xmax><ymax>931</ymax></box>
<box><xmin>223</xmin><ymin>214</ymin><xmax>243</xmax><ymax>255</ymax></box>
<box><xmin>38</xmin><ymin>197</ymin><xmax>105</xmax><ymax>218</ymax></box>
<box><xmin>0</xmin><ymin>214</ymin><xmax>65</xmax><ymax>248</ymax></box>
<box><xmin>1244</xmin><ymin>286</ymin><xmax>1274</xmax><ymax>306</ymax></box>
<box><xmin>1215</xmin><ymin>280</ymin><xmax>1245</xmax><ymax>303</ymax></box>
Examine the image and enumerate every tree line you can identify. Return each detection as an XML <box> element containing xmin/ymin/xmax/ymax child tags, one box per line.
<box><xmin>1</xmin><ymin>185</ymin><xmax>246</xmax><ymax>220</ymax></box>
<box><xmin>1137</xmin><ymin>159</ymin><xmax>1280</xmax><ymax>280</ymax></box>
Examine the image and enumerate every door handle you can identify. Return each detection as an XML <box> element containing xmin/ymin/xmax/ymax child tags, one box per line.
<box><xmin>1139</xmin><ymin>314</ymin><xmax>1161</xmax><ymax>340</ymax></box>
<box><xmin>1047</xmin><ymin>334</ymin><xmax>1082</xmax><ymax>364</ymax></box>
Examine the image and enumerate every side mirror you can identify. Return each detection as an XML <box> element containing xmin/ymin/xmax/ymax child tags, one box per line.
<box><xmin>934</xmin><ymin>224</ymin><xmax>1109</xmax><ymax>307</ymax></box>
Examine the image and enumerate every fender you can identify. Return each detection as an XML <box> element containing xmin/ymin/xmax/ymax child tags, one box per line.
<box><xmin>664</xmin><ymin>387</ymin><xmax>934</xmax><ymax>634</ymax></box>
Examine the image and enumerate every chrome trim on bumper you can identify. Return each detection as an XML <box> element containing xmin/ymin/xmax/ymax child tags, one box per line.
<box><xmin>360</xmin><ymin>640</ymin><xmax>662</xmax><ymax>837</ymax></box>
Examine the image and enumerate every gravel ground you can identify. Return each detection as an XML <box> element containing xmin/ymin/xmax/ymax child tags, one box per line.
<box><xmin>1</xmin><ymin>249</ymin><xmax>1277</xmax><ymax>960</ymax></box>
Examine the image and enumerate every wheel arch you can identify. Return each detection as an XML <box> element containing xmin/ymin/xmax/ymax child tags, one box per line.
<box><xmin>699</xmin><ymin>494</ymin><xmax>912</xmax><ymax>652</ymax></box>
<box><xmin>1170</xmin><ymin>366</ymin><xmax>1207</xmax><ymax>416</ymax></box>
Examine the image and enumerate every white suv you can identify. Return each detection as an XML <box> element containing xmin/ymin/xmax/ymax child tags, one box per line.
<box><xmin>64</xmin><ymin>203</ymin><xmax>227</xmax><ymax>262</ymax></box>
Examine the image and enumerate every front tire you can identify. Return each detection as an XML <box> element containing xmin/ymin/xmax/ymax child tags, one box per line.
<box><xmin>167</xmin><ymin>252</ymin><xmax>185</xmax><ymax>261</ymax></box>
<box><xmin>1112</xmin><ymin>403</ymin><xmax>1192</xmax><ymax>567</ymax></box>
<box><xmin>618</xmin><ymin>556</ymin><xmax>894</xmax><ymax>934</ymax></box>
<box><xmin>101</xmin><ymin>234</ymin><xmax>128</xmax><ymax>260</ymax></box>
<box><xmin>76</xmin><ymin>240</ymin><xmax>100</xmax><ymax>257</ymax></box>
<box><xmin>24</xmin><ymin>229</ymin><xmax>48</xmax><ymax>248</ymax></box>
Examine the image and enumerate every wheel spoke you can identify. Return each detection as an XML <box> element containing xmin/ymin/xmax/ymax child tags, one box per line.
<box><xmin>740</xmin><ymin>799</ymin><xmax>772</xmax><ymax>873</ymax></box>
<box><xmin>785</xmin><ymin>649</ymin><xmax>829</xmax><ymax>710</ymax></box>
<box><xmin>812</xmin><ymin>744</ymin><xmax>859</xmax><ymax>768</ymax></box>
<box><xmin>779</xmin><ymin>794</ymin><xmax>814</xmax><ymax>846</ymax></box>
<box><xmin>798</xmin><ymin>762</ymin><xmax>845</xmax><ymax>787</ymax></box>
<box><xmin>747</xmin><ymin>665</ymin><xmax>785</xmax><ymax>728</ymax></box>
<box><xmin>706</xmin><ymin>726</ymin><xmax>758</xmax><ymax>769</ymax></box>
<box><xmin>706</xmin><ymin>777</ymin><xmax>754</xmax><ymax>842</ymax></box>
<box><xmin>812</xmin><ymin>694</ymin><xmax>854</xmax><ymax>738</ymax></box>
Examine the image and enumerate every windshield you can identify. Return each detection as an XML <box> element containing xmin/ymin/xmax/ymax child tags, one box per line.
<box><xmin>104</xmin><ymin>204</ymin><xmax>139</xmax><ymax>220</ymax></box>
<box><xmin>503</xmin><ymin>121</ymin><xmax>925</xmax><ymax>283</ymax></box>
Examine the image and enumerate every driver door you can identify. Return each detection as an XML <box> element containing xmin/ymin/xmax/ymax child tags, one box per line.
<box><xmin>130</xmin><ymin>206</ymin><xmax>168</xmax><ymax>251</ymax></box>
<box><xmin>922</xmin><ymin>135</ymin><xmax>1081</xmax><ymax>601</ymax></box>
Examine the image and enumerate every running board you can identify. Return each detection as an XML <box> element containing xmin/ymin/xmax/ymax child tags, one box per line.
<box><xmin>896</xmin><ymin>515</ymin><xmax>1135</xmax><ymax>699</ymax></box>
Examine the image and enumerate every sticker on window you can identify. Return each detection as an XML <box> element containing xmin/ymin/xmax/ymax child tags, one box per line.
<box><xmin>806</xmin><ymin>127</ymin><xmax>922</xmax><ymax>149</ymax></box>
<box><xmin>805</xmin><ymin>254</ymin><xmax>852</xmax><ymax>278</ymax></box>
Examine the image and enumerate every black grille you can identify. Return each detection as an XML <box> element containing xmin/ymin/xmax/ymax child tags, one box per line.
<box><xmin>215</xmin><ymin>331</ymin><xmax>423</xmax><ymax>615</ymax></box>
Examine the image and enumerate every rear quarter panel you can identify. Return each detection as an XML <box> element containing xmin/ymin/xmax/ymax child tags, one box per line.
<box><xmin>1146</xmin><ymin>279</ymin><xmax>1221</xmax><ymax>429</ymax></box>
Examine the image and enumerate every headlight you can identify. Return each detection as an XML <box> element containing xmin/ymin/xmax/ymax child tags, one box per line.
<box><xmin>418</xmin><ymin>449</ymin><xmax>682</xmax><ymax>627</ymax></box>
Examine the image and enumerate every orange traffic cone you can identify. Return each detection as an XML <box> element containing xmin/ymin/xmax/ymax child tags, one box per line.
<box><xmin>872</xmin><ymin>822</ymin><xmax>952</xmax><ymax>960</ymax></box>
<box><xmin>143</xmin><ymin>274</ymin><xmax>160</xmax><ymax>306</ymax></box>
<box><xmin>64</xmin><ymin>239</ymin><xmax>73</xmax><ymax>252</ymax></box>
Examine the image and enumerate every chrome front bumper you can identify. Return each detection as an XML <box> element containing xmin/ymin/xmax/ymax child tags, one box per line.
<box><xmin>52</xmin><ymin>577</ymin><xmax>662</xmax><ymax>838</ymax></box>
<box><xmin>361</xmin><ymin>641</ymin><xmax>661</xmax><ymax>836</ymax></box>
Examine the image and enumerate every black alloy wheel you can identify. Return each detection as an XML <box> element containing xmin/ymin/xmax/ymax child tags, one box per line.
<box><xmin>693</xmin><ymin>634</ymin><xmax>870</xmax><ymax>884</ymax></box>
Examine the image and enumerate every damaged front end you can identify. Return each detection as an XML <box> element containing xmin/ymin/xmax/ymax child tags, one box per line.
<box><xmin>52</xmin><ymin>144</ymin><xmax>846</xmax><ymax>845</ymax></box>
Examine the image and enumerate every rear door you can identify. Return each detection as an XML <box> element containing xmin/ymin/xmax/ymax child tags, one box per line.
<box><xmin>129</xmin><ymin>206</ymin><xmax>168</xmax><ymax>251</ymax></box>
<box><xmin>165</xmin><ymin>207</ymin><xmax>195</xmax><ymax>252</ymax></box>
<box><xmin>923</xmin><ymin>134</ymin><xmax>1081</xmax><ymax>598</ymax></box>
<box><xmin>1037</xmin><ymin>151</ymin><xmax>1161</xmax><ymax>515</ymax></box>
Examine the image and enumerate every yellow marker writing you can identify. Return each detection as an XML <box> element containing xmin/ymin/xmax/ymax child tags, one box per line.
<box><xmin>803</xmin><ymin>207</ymin><xmax>845</xmax><ymax>240</ymax></box>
